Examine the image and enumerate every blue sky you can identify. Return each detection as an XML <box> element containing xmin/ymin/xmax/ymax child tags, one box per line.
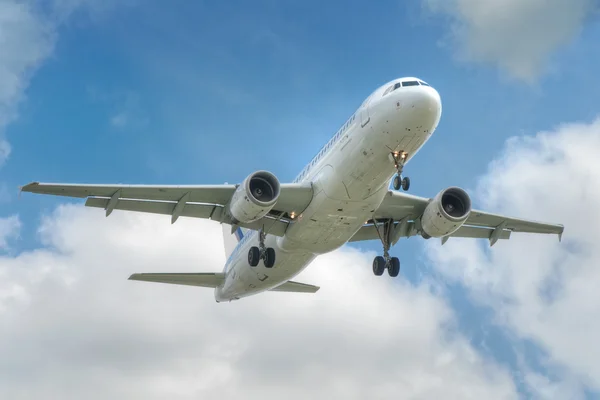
<box><xmin>2</xmin><ymin>1</ymin><xmax>600</xmax><ymax>398</ymax></box>
<box><xmin>6</xmin><ymin>1</ymin><xmax>600</xmax><ymax>241</ymax></box>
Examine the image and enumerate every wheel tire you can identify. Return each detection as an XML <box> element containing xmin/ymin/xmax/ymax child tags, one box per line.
<box><xmin>388</xmin><ymin>257</ymin><xmax>400</xmax><ymax>277</ymax></box>
<box><xmin>373</xmin><ymin>256</ymin><xmax>386</xmax><ymax>276</ymax></box>
<box><xmin>248</xmin><ymin>246</ymin><xmax>260</xmax><ymax>267</ymax></box>
<box><xmin>401</xmin><ymin>176</ymin><xmax>410</xmax><ymax>191</ymax></box>
<box><xmin>264</xmin><ymin>247</ymin><xmax>276</xmax><ymax>268</ymax></box>
<box><xmin>392</xmin><ymin>175</ymin><xmax>401</xmax><ymax>190</ymax></box>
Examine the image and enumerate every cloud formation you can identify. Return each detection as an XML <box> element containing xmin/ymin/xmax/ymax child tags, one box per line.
<box><xmin>0</xmin><ymin>0</ymin><xmax>55</xmax><ymax>166</ymax></box>
<box><xmin>0</xmin><ymin>0</ymin><xmax>126</xmax><ymax>167</ymax></box>
<box><xmin>0</xmin><ymin>215</ymin><xmax>20</xmax><ymax>250</ymax></box>
<box><xmin>426</xmin><ymin>117</ymin><xmax>600</xmax><ymax>395</ymax></box>
<box><xmin>0</xmin><ymin>205</ymin><xmax>518</xmax><ymax>399</ymax></box>
<box><xmin>423</xmin><ymin>0</ymin><xmax>597</xmax><ymax>81</ymax></box>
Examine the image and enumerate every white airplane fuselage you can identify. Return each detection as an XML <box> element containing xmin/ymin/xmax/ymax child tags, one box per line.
<box><xmin>215</xmin><ymin>77</ymin><xmax>442</xmax><ymax>302</ymax></box>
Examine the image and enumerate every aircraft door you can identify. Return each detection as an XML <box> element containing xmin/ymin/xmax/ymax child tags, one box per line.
<box><xmin>360</xmin><ymin>96</ymin><xmax>371</xmax><ymax>127</ymax></box>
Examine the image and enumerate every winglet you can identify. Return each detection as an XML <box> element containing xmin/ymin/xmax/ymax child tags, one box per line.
<box><xmin>19</xmin><ymin>182</ymin><xmax>40</xmax><ymax>194</ymax></box>
<box><xmin>558</xmin><ymin>226</ymin><xmax>564</xmax><ymax>242</ymax></box>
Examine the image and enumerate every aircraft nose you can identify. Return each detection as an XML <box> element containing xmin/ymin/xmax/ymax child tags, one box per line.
<box><xmin>413</xmin><ymin>86</ymin><xmax>442</xmax><ymax>126</ymax></box>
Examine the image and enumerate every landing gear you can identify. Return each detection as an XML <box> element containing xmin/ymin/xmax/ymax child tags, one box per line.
<box><xmin>388</xmin><ymin>257</ymin><xmax>400</xmax><ymax>277</ymax></box>
<box><xmin>264</xmin><ymin>247</ymin><xmax>276</xmax><ymax>268</ymax></box>
<box><xmin>391</xmin><ymin>152</ymin><xmax>410</xmax><ymax>191</ymax></box>
<box><xmin>392</xmin><ymin>175</ymin><xmax>410</xmax><ymax>191</ymax></box>
<box><xmin>373</xmin><ymin>256</ymin><xmax>386</xmax><ymax>276</ymax></box>
<box><xmin>372</xmin><ymin>219</ymin><xmax>401</xmax><ymax>278</ymax></box>
<box><xmin>248</xmin><ymin>246</ymin><xmax>260</xmax><ymax>267</ymax></box>
<box><xmin>248</xmin><ymin>228</ymin><xmax>276</xmax><ymax>268</ymax></box>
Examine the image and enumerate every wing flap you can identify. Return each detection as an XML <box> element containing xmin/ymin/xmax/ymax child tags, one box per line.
<box><xmin>349</xmin><ymin>222</ymin><xmax>512</xmax><ymax>243</ymax></box>
<box><xmin>85</xmin><ymin>197</ymin><xmax>290</xmax><ymax>236</ymax></box>
<box><xmin>269</xmin><ymin>280</ymin><xmax>320</xmax><ymax>293</ymax></box>
<box><xmin>128</xmin><ymin>272</ymin><xmax>225</xmax><ymax>288</ymax></box>
<box><xmin>85</xmin><ymin>197</ymin><xmax>218</xmax><ymax>219</ymax></box>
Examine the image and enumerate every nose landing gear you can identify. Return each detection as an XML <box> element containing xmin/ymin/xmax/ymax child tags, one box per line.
<box><xmin>248</xmin><ymin>228</ymin><xmax>276</xmax><ymax>268</ymax></box>
<box><xmin>391</xmin><ymin>152</ymin><xmax>410</xmax><ymax>191</ymax></box>
<box><xmin>372</xmin><ymin>219</ymin><xmax>401</xmax><ymax>278</ymax></box>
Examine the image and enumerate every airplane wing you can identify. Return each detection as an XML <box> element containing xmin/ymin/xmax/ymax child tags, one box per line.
<box><xmin>350</xmin><ymin>190</ymin><xmax>564</xmax><ymax>246</ymax></box>
<box><xmin>20</xmin><ymin>181</ymin><xmax>313</xmax><ymax>236</ymax></box>
<box><xmin>269</xmin><ymin>280</ymin><xmax>320</xmax><ymax>293</ymax></box>
<box><xmin>129</xmin><ymin>272</ymin><xmax>225</xmax><ymax>288</ymax></box>
<box><xmin>129</xmin><ymin>273</ymin><xmax>319</xmax><ymax>293</ymax></box>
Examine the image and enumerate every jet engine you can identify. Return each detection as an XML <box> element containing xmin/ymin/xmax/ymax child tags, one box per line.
<box><xmin>420</xmin><ymin>187</ymin><xmax>471</xmax><ymax>238</ymax></box>
<box><xmin>228</xmin><ymin>170</ymin><xmax>281</xmax><ymax>224</ymax></box>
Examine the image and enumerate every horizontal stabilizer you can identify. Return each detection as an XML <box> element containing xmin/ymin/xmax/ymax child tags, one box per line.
<box><xmin>269</xmin><ymin>280</ymin><xmax>320</xmax><ymax>293</ymax></box>
<box><xmin>128</xmin><ymin>272</ymin><xmax>225</xmax><ymax>288</ymax></box>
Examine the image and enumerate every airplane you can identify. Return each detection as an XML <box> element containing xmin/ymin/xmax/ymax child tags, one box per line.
<box><xmin>20</xmin><ymin>77</ymin><xmax>564</xmax><ymax>302</ymax></box>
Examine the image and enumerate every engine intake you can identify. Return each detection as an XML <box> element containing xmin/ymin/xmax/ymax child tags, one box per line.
<box><xmin>420</xmin><ymin>187</ymin><xmax>471</xmax><ymax>238</ymax></box>
<box><xmin>228</xmin><ymin>171</ymin><xmax>281</xmax><ymax>224</ymax></box>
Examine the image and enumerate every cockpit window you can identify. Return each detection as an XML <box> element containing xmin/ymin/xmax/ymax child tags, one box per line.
<box><xmin>401</xmin><ymin>80</ymin><xmax>419</xmax><ymax>87</ymax></box>
<box><xmin>383</xmin><ymin>80</ymin><xmax>430</xmax><ymax>96</ymax></box>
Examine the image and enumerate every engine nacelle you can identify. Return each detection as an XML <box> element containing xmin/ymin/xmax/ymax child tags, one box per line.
<box><xmin>228</xmin><ymin>170</ymin><xmax>281</xmax><ymax>224</ymax></box>
<box><xmin>420</xmin><ymin>187</ymin><xmax>471</xmax><ymax>238</ymax></box>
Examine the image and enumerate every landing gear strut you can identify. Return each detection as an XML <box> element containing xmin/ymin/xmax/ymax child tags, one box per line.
<box><xmin>248</xmin><ymin>228</ymin><xmax>276</xmax><ymax>268</ymax></box>
<box><xmin>391</xmin><ymin>152</ymin><xmax>410</xmax><ymax>191</ymax></box>
<box><xmin>372</xmin><ymin>219</ymin><xmax>400</xmax><ymax>278</ymax></box>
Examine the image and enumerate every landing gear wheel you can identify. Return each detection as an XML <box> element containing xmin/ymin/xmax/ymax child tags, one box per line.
<box><xmin>373</xmin><ymin>256</ymin><xmax>386</xmax><ymax>276</ymax></box>
<box><xmin>248</xmin><ymin>246</ymin><xmax>260</xmax><ymax>267</ymax></box>
<box><xmin>264</xmin><ymin>247</ymin><xmax>276</xmax><ymax>268</ymax></box>
<box><xmin>391</xmin><ymin>152</ymin><xmax>410</xmax><ymax>191</ymax></box>
<box><xmin>401</xmin><ymin>176</ymin><xmax>410</xmax><ymax>191</ymax></box>
<box><xmin>393</xmin><ymin>175</ymin><xmax>401</xmax><ymax>191</ymax></box>
<box><xmin>388</xmin><ymin>257</ymin><xmax>400</xmax><ymax>277</ymax></box>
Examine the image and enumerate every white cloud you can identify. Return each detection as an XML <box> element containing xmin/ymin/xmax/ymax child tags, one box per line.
<box><xmin>109</xmin><ymin>92</ymin><xmax>148</xmax><ymax>130</ymax></box>
<box><xmin>0</xmin><ymin>0</ymin><xmax>128</xmax><ymax>167</ymax></box>
<box><xmin>86</xmin><ymin>86</ymin><xmax>148</xmax><ymax>130</ymax></box>
<box><xmin>0</xmin><ymin>215</ymin><xmax>20</xmax><ymax>250</ymax></box>
<box><xmin>0</xmin><ymin>0</ymin><xmax>56</xmax><ymax>166</ymax></box>
<box><xmin>423</xmin><ymin>0</ymin><xmax>597</xmax><ymax>81</ymax></box>
<box><xmin>426</xmin><ymin>117</ymin><xmax>600</xmax><ymax>394</ymax></box>
<box><xmin>0</xmin><ymin>204</ymin><xmax>518</xmax><ymax>399</ymax></box>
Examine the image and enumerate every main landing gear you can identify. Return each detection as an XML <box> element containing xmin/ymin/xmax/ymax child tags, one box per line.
<box><xmin>372</xmin><ymin>219</ymin><xmax>400</xmax><ymax>278</ymax></box>
<box><xmin>391</xmin><ymin>151</ymin><xmax>410</xmax><ymax>191</ymax></box>
<box><xmin>248</xmin><ymin>228</ymin><xmax>276</xmax><ymax>268</ymax></box>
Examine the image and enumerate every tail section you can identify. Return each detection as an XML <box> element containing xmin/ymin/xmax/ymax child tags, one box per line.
<box><xmin>222</xmin><ymin>223</ymin><xmax>248</xmax><ymax>258</ymax></box>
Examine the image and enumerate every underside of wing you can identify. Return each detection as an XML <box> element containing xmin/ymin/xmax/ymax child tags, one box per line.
<box><xmin>353</xmin><ymin>189</ymin><xmax>564</xmax><ymax>246</ymax></box>
<box><xmin>20</xmin><ymin>174</ymin><xmax>314</xmax><ymax>237</ymax></box>
<box><xmin>269</xmin><ymin>280</ymin><xmax>320</xmax><ymax>293</ymax></box>
<box><xmin>128</xmin><ymin>272</ymin><xmax>225</xmax><ymax>288</ymax></box>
